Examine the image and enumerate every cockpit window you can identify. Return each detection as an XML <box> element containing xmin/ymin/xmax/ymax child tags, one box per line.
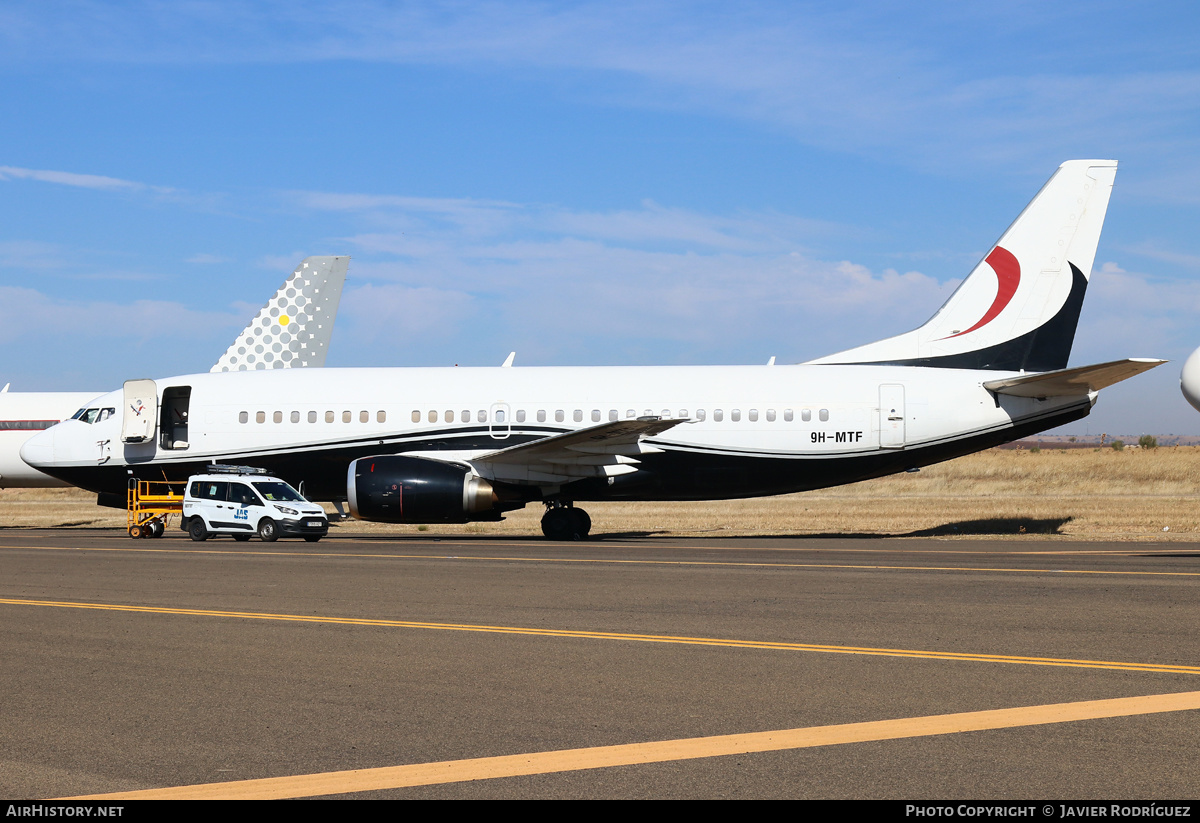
<box><xmin>70</xmin><ymin>407</ymin><xmax>116</xmax><ymax>424</ymax></box>
<box><xmin>253</xmin><ymin>481</ymin><xmax>305</xmax><ymax>502</ymax></box>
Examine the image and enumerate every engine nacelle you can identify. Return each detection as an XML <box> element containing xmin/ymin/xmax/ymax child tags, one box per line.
<box><xmin>347</xmin><ymin>455</ymin><xmax>498</xmax><ymax>523</ymax></box>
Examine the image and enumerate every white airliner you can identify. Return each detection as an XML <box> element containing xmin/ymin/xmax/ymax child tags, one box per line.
<box><xmin>21</xmin><ymin>161</ymin><xmax>1165</xmax><ymax>539</ymax></box>
<box><xmin>0</xmin><ymin>256</ymin><xmax>347</xmax><ymax>488</ymax></box>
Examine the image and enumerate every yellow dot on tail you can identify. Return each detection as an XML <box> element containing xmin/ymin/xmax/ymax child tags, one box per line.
<box><xmin>279</xmin><ymin>315</ymin><xmax>290</xmax><ymax>326</ymax></box>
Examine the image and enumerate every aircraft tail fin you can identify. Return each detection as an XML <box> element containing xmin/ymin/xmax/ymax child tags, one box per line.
<box><xmin>211</xmin><ymin>256</ymin><xmax>349</xmax><ymax>372</ymax></box>
<box><xmin>808</xmin><ymin>160</ymin><xmax>1117</xmax><ymax>372</ymax></box>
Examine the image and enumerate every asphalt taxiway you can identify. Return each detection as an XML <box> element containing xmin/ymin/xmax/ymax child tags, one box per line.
<box><xmin>3</xmin><ymin>528</ymin><xmax>1200</xmax><ymax>799</ymax></box>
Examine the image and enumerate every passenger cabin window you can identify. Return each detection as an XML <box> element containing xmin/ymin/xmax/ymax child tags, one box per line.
<box><xmin>378</xmin><ymin>411</ymin><xmax>387</xmax><ymax>423</ymax></box>
<box><xmin>444</xmin><ymin>410</ymin><xmax>453</xmax><ymax>423</ymax></box>
<box><xmin>309</xmin><ymin>411</ymin><xmax>317</xmax><ymax>423</ymax></box>
<box><xmin>361</xmin><ymin>411</ymin><xmax>369</xmax><ymax>423</ymax></box>
<box><xmin>748</xmin><ymin>410</ymin><xmax>758</xmax><ymax>422</ymax></box>
<box><xmin>325</xmin><ymin>411</ymin><xmax>335</xmax><ymax>423</ymax></box>
<box><xmin>428</xmin><ymin>410</ymin><xmax>437</xmax><ymax>423</ymax></box>
<box><xmin>291</xmin><ymin>411</ymin><xmax>300</xmax><ymax>423</ymax></box>
<box><xmin>273</xmin><ymin>411</ymin><xmax>282</xmax><ymax>424</ymax></box>
<box><xmin>477</xmin><ymin>410</ymin><xmax>486</xmax><ymax>423</ymax></box>
<box><xmin>555</xmin><ymin>410</ymin><xmax>564</xmax><ymax>423</ymax></box>
<box><xmin>819</xmin><ymin>409</ymin><xmax>829</xmax><ymax>422</ymax></box>
<box><xmin>801</xmin><ymin>409</ymin><xmax>811</xmax><ymax>422</ymax></box>
<box><xmin>239</xmin><ymin>411</ymin><xmax>248</xmax><ymax>424</ymax></box>
<box><xmin>609</xmin><ymin>410</ymin><xmax>618</xmax><ymax>422</ymax></box>
<box><xmin>516</xmin><ymin>410</ymin><xmax>526</xmax><ymax>423</ymax></box>
<box><xmin>592</xmin><ymin>410</ymin><xmax>601</xmax><ymax>422</ymax></box>
<box><xmin>573</xmin><ymin>410</ymin><xmax>582</xmax><ymax>423</ymax></box>
<box><xmin>784</xmin><ymin>409</ymin><xmax>794</xmax><ymax>422</ymax></box>
<box><xmin>696</xmin><ymin>409</ymin><xmax>706</xmax><ymax>421</ymax></box>
<box><xmin>342</xmin><ymin>411</ymin><xmax>352</xmax><ymax>423</ymax></box>
<box><xmin>714</xmin><ymin>410</ymin><xmax>723</xmax><ymax>422</ymax></box>
<box><xmin>731</xmin><ymin>410</ymin><xmax>741</xmax><ymax>422</ymax></box>
<box><xmin>256</xmin><ymin>411</ymin><xmax>266</xmax><ymax>424</ymax></box>
<box><xmin>766</xmin><ymin>409</ymin><xmax>776</xmax><ymax>422</ymax></box>
<box><xmin>537</xmin><ymin>410</ymin><xmax>546</xmax><ymax>423</ymax></box>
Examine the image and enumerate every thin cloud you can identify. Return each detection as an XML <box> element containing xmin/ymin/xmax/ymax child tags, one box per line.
<box><xmin>0</xmin><ymin>165</ymin><xmax>177</xmax><ymax>196</ymax></box>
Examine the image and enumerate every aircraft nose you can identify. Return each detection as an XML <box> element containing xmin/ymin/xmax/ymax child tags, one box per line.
<box><xmin>19</xmin><ymin>425</ymin><xmax>57</xmax><ymax>468</ymax></box>
<box><xmin>1183</xmin><ymin>347</ymin><xmax>1200</xmax><ymax>413</ymax></box>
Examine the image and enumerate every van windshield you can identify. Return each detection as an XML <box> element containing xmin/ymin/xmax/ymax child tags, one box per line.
<box><xmin>253</xmin><ymin>481</ymin><xmax>305</xmax><ymax>502</ymax></box>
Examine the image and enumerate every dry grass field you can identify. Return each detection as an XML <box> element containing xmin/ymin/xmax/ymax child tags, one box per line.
<box><xmin>3</xmin><ymin>446</ymin><xmax>1198</xmax><ymax>541</ymax></box>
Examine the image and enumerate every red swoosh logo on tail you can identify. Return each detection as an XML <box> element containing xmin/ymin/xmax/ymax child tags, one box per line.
<box><xmin>943</xmin><ymin>245</ymin><xmax>1021</xmax><ymax>339</ymax></box>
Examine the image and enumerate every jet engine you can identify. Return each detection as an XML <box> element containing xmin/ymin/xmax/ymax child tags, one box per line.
<box><xmin>347</xmin><ymin>455</ymin><xmax>499</xmax><ymax>523</ymax></box>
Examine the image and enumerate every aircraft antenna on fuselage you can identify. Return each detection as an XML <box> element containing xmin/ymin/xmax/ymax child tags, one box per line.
<box><xmin>211</xmin><ymin>256</ymin><xmax>349</xmax><ymax>373</ymax></box>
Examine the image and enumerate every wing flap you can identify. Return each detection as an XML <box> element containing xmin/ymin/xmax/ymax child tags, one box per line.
<box><xmin>472</xmin><ymin>416</ymin><xmax>685</xmax><ymax>483</ymax></box>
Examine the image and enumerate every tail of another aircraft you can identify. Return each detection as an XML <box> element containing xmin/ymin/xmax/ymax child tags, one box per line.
<box><xmin>211</xmin><ymin>256</ymin><xmax>349</xmax><ymax>372</ymax></box>
<box><xmin>808</xmin><ymin>160</ymin><xmax>1117</xmax><ymax>372</ymax></box>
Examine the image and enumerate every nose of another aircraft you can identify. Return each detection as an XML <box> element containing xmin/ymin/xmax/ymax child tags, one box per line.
<box><xmin>1182</xmin><ymin>347</ymin><xmax>1200</xmax><ymax>414</ymax></box>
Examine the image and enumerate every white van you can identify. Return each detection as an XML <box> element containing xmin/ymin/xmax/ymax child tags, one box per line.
<box><xmin>182</xmin><ymin>467</ymin><xmax>328</xmax><ymax>543</ymax></box>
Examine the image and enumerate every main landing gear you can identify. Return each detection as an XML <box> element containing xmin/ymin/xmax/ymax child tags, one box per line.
<box><xmin>541</xmin><ymin>502</ymin><xmax>591</xmax><ymax>541</ymax></box>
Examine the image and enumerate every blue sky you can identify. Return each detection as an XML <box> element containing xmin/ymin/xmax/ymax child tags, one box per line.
<box><xmin>2</xmin><ymin>1</ymin><xmax>1199</xmax><ymax>435</ymax></box>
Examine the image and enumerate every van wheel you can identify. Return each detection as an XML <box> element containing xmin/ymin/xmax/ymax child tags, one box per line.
<box><xmin>304</xmin><ymin>535</ymin><xmax>321</xmax><ymax>543</ymax></box>
<box><xmin>188</xmin><ymin>518</ymin><xmax>208</xmax><ymax>542</ymax></box>
<box><xmin>258</xmin><ymin>519</ymin><xmax>279</xmax><ymax>542</ymax></box>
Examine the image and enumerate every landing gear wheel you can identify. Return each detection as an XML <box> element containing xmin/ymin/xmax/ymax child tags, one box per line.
<box><xmin>149</xmin><ymin>519</ymin><xmax>165</xmax><ymax>539</ymax></box>
<box><xmin>188</xmin><ymin>518</ymin><xmax>208</xmax><ymax>542</ymax></box>
<box><xmin>232</xmin><ymin>534</ymin><xmax>251</xmax><ymax>542</ymax></box>
<box><xmin>258</xmin><ymin>518</ymin><xmax>279</xmax><ymax>543</ymax></box>
<box><xmin>541</xmin><ymin>506</ymin><xmax>591</xmax><ymax>541</ymax></box>
<box><xmin>570</xmin><ymin>508</ymin><xmax>591</xmax><ymax>537</ymax></box>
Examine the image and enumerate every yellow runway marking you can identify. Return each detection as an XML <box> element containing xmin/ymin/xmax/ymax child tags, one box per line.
<box><xmin>66</xmin><ymin>690</ymin><xmax>1200</xmax><ymax>799</ymax></box>
<box><xmin>8</xmin><ymin>543</ymin><xmax>1200</xmax><ymax>578</ymax></box>
<box><xmin>4</xmin><ymin>596</ymin><xmax>1199</xmax><ymax>675</ymax></box>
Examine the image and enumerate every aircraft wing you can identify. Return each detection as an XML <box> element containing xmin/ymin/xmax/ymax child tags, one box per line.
<box><xmin>472</xmin><ymin>416</ymin><xmax>686</xmax><ymax>483</ymax></box>
<box><xmin>983</xmin><ymin>358</ymin><xmax>1166</xmax><ymax>398</ymax></box>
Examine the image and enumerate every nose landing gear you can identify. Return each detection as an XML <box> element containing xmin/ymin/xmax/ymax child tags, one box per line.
<box><xmin>541</xmin><ymin>502</ymin><xmax>591</xmax><ymax>541</ymax></box>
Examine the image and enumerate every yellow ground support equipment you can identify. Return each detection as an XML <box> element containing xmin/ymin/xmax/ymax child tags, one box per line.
<box><xmin>127</xmin><ymin>478</ymin><xmax>185</xmax><ymax>539</ymax></box>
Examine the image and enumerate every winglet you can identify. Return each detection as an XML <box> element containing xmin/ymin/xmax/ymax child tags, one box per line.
<box><xmin>501</xmin><ymin>352</ymin><xmax>516</xmax><ymax>368</ymax></box>
<box><xmin>211</xmin><ymin>256</ymin><xmax>349</xmax><ymax>372</ymax></box>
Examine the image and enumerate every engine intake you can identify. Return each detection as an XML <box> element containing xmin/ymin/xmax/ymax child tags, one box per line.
<box><xmin>347</xmin><ymin>455</ymin><xmax>498</xmax><ymax>523</ymax></box>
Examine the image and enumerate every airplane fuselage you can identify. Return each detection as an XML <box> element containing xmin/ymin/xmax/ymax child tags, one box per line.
<box><xmin>21</xmin><ymin>364</ymin><xmax>1091</xmax><ymax>504</ymax></box>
